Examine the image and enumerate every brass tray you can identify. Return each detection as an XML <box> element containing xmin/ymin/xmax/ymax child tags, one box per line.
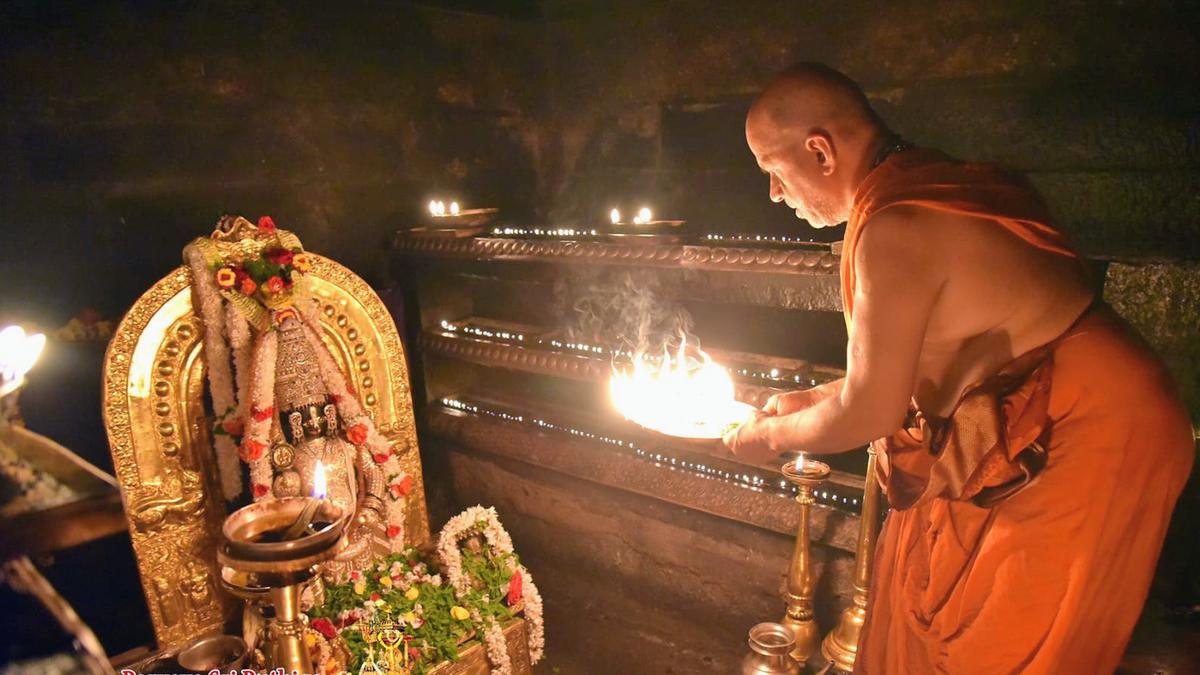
<box><xmin>0</xmin><ymin>424</ymin><xmax>125</xmax><ymax>560</ymax></box>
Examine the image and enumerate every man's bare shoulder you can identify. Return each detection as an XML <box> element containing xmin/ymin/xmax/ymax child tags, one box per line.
<box><xmin>856</xmin><ymin>207</ymin><xmax>943</xmax><ymax>271</ymax></box>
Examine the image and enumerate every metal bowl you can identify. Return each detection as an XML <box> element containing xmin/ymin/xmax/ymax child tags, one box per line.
<box><xmin>221</xmin><ymin>497</ymin><xmax>346</xmax><ymax>564</ymax></box>
<box><xmin>177</xmin><ymin>634</ymin><xmax>248</xmax><ymax>672</ymax></box>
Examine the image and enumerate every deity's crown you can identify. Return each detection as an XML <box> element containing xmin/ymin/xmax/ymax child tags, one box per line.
<box><xmin>274</xmin><ymin>317</ymin><xmax>335</xmax><ymax>431</ymax></box>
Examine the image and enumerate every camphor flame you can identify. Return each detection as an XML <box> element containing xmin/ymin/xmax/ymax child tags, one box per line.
<box><xmin>610</xmin><ymin>336</ymin><xmax>754</xmax><ymax>439</ymax></box>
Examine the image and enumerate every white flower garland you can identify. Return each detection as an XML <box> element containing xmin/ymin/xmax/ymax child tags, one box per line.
<box><xmin>224</xmin><ymin>299</ymin><xmax>253</xmax><ymax>429</ymax></box>
<box><xmin>437</xmin><ymin>506</ymin><xmax>546</xmax><ymax>671</ymax></box>
<box><xmin>184</xmin><ymin>244</ymin><xmax>242</xmax><ymax>500</ymax></box>
<box><xmin>243</xmin><ymin>329</ymin><xmax>277</xmax><ymax>495</ymax></box>
<box><xmin>483</xmin><ymin>618</ymin><xmax>512</xmax><ymax>675</ymax></box>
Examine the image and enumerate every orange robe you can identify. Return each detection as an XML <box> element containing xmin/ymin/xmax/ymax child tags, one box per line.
<box><xmin>845</xmin><ymin>150</ymin><xmax>1195</xmax><ymax>674</ymax></box>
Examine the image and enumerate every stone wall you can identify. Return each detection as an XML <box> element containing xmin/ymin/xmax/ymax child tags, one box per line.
<box><xmin>0</xmin><ymin>0</ymin><xmax>541</xmax><ymax>327</ymax></box>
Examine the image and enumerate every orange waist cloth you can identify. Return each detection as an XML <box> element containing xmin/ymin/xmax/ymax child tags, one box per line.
<box><xmin>857</xmin><ymin>304</ymin><xmax>1194</xmax><ymax>675</ymax></box>
<box><xmin>845</xmin><ymin>152</ymin><xmax>1196</xmax><ymax>673</ymax></box>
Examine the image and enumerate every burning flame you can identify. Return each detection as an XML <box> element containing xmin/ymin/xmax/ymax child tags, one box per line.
<box><xmin>610</xmin><ymin>338</ymin><xmax>753</xmax><ymax>439</ymax></box>
<box><xmin>0</xmin><ymin>326</ymin><xmax>46</xmax><ymax>384</ymax></box>
<box><xmin>312</xmin><ymin>460</ymin><xmax>327</xmax><ymax>500</ymax></box>
<box><xmin>634</xmin><ymin>206</ymin><xmax>652</xmax><ymax>225</ymax></box>
<box><xmin>610</xmin><ymin>208</ymin><xmax>621</xmax><ymax>225</ymax></box>
<box><xmin>450</xmin><ymin>201</ymin><xmax>460</xmax><ymax>216</ymax></box>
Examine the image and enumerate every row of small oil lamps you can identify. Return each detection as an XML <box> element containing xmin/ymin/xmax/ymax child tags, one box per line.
<box><xmin>702</xmin><ymin>233</ymin><xmax>821</xmax><ymax>244</ymax></box>
<box><xmin>439</xmin><ymin>320</ymin><xmax>819</xmax><ymax>387</ymax></box>
<box><xmin>491</xmin><ymin>227</ymin><xmax>600</xmax><ymax>238</ymax></box>
<box><xmin>438</xmin><ymin>397</ymin><xmax>862</xmax><ymax>510</ymax></box>
<box><xmin>431</xmin><ymin>199</ymin><xmax>658</xmax><ymax>227</ymax></box>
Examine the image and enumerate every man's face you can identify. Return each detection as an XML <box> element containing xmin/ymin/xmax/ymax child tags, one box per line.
<box><xmin>746</xmin><ymin>122</ymin><xmax>841</xmax><ymax>228</ymax></box>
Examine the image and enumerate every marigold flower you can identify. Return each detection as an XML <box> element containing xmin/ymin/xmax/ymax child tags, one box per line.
<box><xmin>389</xmin><ymin>475</ymin><xmax>414</xmax><ymax>499</ymax></box>
<box><xmin>379</xmin><ymin>575</ymin><xmax>393</xmax><ymax>589</ymax></box>
<box><xmin>239</xmin><ymin>439</ymin><xmax>267</xmax><ymax>462</ymax></box>
<box><xmin>215</xmin><ymin>266</ymin><xmax>237</xmax><ymax>289</ymax></box>
<box><xmin>258</xmin><ymin>215</ymin><xmax>276</xmax><ymax>233</ymax></box>
<box><xmin>265</xmin><ymin>276</ymin><xmax>284</xmax><ymax>294</ymax></box>
<box><xmin>405</xmin><ymin>587</ymin><xmax>419</xmax><ymax>601</ymax></box>
<box><xmin>239</xmin><ymin>277</ymin><xmax>257</xmax><ymax>295</ymax></box>
<box><xmin>450</xmin><ymin>606</ymin><xmax>470</xmax><ymax>621</ymax></box>
<box><xmin>353</xmin><ymin>580</ymin><xmax>366</xmax><ymax>596</ymax></box>
<box><xmin>347</xmin><ymin>423</ymin><xmax>369</xmax><ymax>445</ymax></box>
<box><xmin>292</xmin><ymin>253</ymin><xmax>312</xmax><ymax>272</ymax></box>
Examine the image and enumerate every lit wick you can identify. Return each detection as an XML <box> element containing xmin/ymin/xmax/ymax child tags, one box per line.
<box><xmin>610</xmin><ymin>208</ymin><xmax>621</xmax><ymax>225</ymax></box>
<box><xmin>283</xmin><ymin>460</ymin><xmax>327</xmax><ymax>540</ymax></box>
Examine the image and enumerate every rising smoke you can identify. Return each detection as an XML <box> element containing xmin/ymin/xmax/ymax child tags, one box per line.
<box><xmin>554</xmin><ymin>268</ymin><xmax>697</xmax><ymax>362</ymax></box>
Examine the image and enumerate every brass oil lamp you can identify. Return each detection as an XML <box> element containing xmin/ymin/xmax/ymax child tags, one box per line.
<box><xmin>218</xmin><ymin>489</ymin><xmax>347</xmax><ymax>673</ymax></box>
<box><xmin>779</xmin><ymin>454</ymin><xmax>830</xmax><ymax>665</ymax></box>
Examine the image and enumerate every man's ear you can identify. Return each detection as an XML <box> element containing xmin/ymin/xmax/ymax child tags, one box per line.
<box><xmin>805</xmin><ymin>133</ymin><xmax>835</xmax><ymax>176</ymax></box>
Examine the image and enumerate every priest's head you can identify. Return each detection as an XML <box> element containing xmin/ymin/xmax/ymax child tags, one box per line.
<box><xmin>746</xmin><ymin>62</ymin><xmax>890</xmax><ymax>228</ymax></box>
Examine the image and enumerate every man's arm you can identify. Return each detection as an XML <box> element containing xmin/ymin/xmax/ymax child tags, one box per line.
<box><xmin>725</xmin><ymin>210</ymin><xmax>945</xmax><ymax>461</ymax></box>
<box><xmin>762</xmin><ymin>377</ymin><xmax>845</xmax><ymax>415</ymax></box>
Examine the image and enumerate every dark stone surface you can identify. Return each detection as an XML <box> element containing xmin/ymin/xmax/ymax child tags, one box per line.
<box><xmin>0</xmin><ymin>0</ymin><xmax>542</xmax><ymax>327</ymax></box>
<box><xmin>1105</xmin><ymin>261</ymin><xmax>1200</xmax><ymax>420</ymax></box>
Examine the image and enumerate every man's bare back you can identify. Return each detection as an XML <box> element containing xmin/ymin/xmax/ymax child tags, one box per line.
<box><xmin>881</xmin><ymin>206</ymin><xmax>1096</xmax><ymax>417</ymax></box>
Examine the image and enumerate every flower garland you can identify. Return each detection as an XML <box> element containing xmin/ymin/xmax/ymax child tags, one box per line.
<box><xmin>436</xmin><ymin>506</ymin><xmax>545</xmax><ymax>671</ymax></box>
<box><xmin>297</xmin><ymin>299</ymin><xmax>410</xmax><ymax>550</ymax></box>
<box><xmin>184</xmin><ymin>243</ymin><xmax>242</xmax><ymax>499</ymax></box>
<box><xmin>480</xmin><ymin>613</ymin><xmax>512</xmax><ymax>675</ymax></box>
<box><xmin>241</xmin><ymin>329</ymin><xmax>277</xmax><ymax>498</ymax></box>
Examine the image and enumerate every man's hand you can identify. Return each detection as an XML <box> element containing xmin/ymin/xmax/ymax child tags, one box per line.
<box><xmin>722</xmin><ymin>411</ymin><xmax>782</xmax><ymax>465</ymax></box>
<box><xmin>762</xmin><ymin>380</ymin><xmax>841</xmax><ymax>416</ymax></box>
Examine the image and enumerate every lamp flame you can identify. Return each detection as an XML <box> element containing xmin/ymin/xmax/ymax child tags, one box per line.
<box><xmin>312</xmin><ymin>460</ymin><xmax>327</xmax><ymax>500</ymax></box>
<box><xmin>610</xmin><ymin>208</ymin><xmax>621</xmax><ymax>225</ymax></box>
<box><xmin>634</xmin><ymin>206</ymin><xmax>652</xmax><ymax>225</ymax></box>
<box><xmin>610</xmin><ymin>337</ymin><xmax>753</xmax><ymax>439</ymax></box>
<box><xmin>0</xmin><ymin>326</ymin><xmax>46</xmax><ymax>384</ymax></box>
<box><xmin>449</xmin><ymin>201</ymin><xmax>460</xmax><ymax>216</ymax></box>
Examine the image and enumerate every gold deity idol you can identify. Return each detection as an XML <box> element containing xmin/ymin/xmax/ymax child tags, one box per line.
<box><xmin>103</xmin><ymin>215</ymin><xmax>428</xmax><ymax>649</ymax></box>
<box><xmin>268</xmin><ymin>316</ymin><xmax>391</xmax><ymax>578</ymax></box>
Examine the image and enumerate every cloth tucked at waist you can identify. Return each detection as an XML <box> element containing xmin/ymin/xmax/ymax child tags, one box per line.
<box><xmin>875</xmin><ymin>303</ymin><xmax>1099</xmax><ymax>511</ymax></box>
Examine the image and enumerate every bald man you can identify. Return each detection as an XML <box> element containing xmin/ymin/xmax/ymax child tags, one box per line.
<box><xmin>724</xmin><ymin>63</ymin><xmax>1194</xmax><ymax>674</ymax></box>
